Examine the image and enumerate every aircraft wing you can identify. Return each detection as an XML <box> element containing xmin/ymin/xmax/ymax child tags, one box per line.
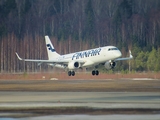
<box><xmin>15</xmin><ymin>52</ymin><xmax>85</xmax><ymax>64</ymax></box>
<box><xmin>15</xmin><ymin>52</ymin><xmax>54</xmax><ymax>62</ymax></box>
<box><xmin>114</xmin><ymin>50</ymin><xmax>133</xmax><ymax>61</ymax></box>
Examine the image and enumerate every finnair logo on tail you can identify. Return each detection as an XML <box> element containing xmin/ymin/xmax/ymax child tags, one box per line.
<box><xmin>47</xmin><ymin>44</ymin><xmax>55</xmax><ymax>52</ymax></box>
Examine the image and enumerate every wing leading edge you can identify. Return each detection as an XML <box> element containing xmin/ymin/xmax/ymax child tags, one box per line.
<box><xmin>15</xmin><ymin>52</ymin><xmax>85</xmax><ymax>64</ymax></box>
<box><xmin>15</xmin><ymin>52</ymin><xmax>54</xmax><ymax>62</ymax></box>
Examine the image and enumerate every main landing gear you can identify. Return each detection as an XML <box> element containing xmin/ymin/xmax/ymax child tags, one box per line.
<box><xmin>68</xmin><ymin>71</ymin><xmax>75</xmax><ymax>76</ymax></box>
<box><xmin>92</xmin><ymin>70</ymin><xmax>99</xmax><ymax>76</ymax></box>
<box><xmin>68</xmin><ymin>70</ymin><xmax>99</xmax><ymax>76</ymax></box>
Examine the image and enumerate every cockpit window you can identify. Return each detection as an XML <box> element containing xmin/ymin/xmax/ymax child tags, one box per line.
<box><xmin>108</xmin><ymin>48</ymin><xmax>118</xmax><ymax>51</ymax></box>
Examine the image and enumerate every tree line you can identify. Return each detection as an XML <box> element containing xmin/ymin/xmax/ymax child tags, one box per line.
<box><xmin>0</xmin><ymin>0</ymin><xmax>160</xmax><ymax>73</ymax></box>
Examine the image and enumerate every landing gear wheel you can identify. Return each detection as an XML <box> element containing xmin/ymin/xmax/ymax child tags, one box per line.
<box><xmin>95</xmin><ymin>70</ymin><xmax>99</xmax><ymax>75</ymax></box>
<box><xmin>68</xmin><ymin>71</ymin><xmax>72</xmax><ymax>76</ymax></box>
<box><xmin>92</xmin><ymin>70</ymin><xmax>99</xmax><ymax>76</ymax></box>
<box><xmin>92</xmin><ymin>70</ymin><xmax>95</xmax><ymax>75</ymax></box>
<box><xmin>71</xmin><ymin>71</ymin><xmax>75</xmax><ymax>76</ymax></box>
<box><xmin>68</xmin><ymin>71</ymin><xmax>75</xmax><ymax>76</ymax></box>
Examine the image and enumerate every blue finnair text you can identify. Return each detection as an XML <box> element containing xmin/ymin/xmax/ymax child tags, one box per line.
<box><xmin>72</xmin><ymin>48</ymin><xmax>101</xmax><ymax>60</ymax></box>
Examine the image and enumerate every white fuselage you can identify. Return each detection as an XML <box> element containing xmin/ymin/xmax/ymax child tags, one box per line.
<box><xmin>53</xmin><ymin>46</ymin><xmax>122</xmax><ymax>69</ymax></box>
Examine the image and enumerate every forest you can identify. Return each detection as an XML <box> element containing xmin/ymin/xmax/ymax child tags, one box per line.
<box><xmin>0</xmin><ymin>0</ymin><xmax>160</xmax><ymax>73</ymax></box>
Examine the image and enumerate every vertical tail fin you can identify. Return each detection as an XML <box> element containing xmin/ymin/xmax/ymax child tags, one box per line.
<box><xmin>45</xmin><ymin>36</ymin><xmax>60</xmax><ymax>60</ymax></box>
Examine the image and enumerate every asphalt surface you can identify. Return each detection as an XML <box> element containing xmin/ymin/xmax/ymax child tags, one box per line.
<box><xmin>0</xmin><ymin>92</ymin><xmax>160</xmax><ymax>108</ymax></box>
<box><xmin>0</xmin><ymin>79</ymin><xmax>160</xmax><ymax>118</ymax></box>
<box><xmin>0</xmin><ymin>79</ymin><xmax>160</xmax><ymax>92</ymax></box>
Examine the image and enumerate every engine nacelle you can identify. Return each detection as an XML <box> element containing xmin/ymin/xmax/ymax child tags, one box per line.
<box><xmin>104</xmin><ymin>61</ymin><xmax>116</xmax><ymax>70</ymax></box>
<box><xmin>68</xmin><ymin>61</ymin><xmax>80</xmax><ymax>70</ymax></box>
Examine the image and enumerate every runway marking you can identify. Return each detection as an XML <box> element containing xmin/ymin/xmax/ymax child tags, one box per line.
<box><xmin>131</xmin><ymin>78</ymin><xmax>158</xmax><ymax>81</ymax></box>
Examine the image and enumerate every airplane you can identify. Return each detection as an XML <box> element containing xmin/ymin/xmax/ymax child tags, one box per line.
<box><xmin>16</xmin><ymin>35</ymin><xmax>133</xmax><ymax>76</ymax></box>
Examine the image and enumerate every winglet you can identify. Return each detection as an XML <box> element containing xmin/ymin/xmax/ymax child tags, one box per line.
<box><xmin>114</xmin><ymin>50</ymin><xmax>133</xmax><ymax>61</ymax></box>
<box><xmin>15</xmin><ymin>52</ymin><xmax>23</xmax><ymax>60</ymax></box>
<box><xmin>129</xmin><ymin>50</ymin><xmax>133</xmax><ymax>58</ymax></box>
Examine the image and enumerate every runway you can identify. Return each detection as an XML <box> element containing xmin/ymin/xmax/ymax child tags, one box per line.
<box><xmin>0</xmin><ymin>92</ymin><xmax>160</xmax><ymax>112</ymax></box>
<box><xmin>0</xmin><ymin>79</ymin><xmax>160</xmax><ymax>119</ymax></box>
<box><xmin>0</xmin><ymin>92</ymin><xmax>160</xmax><ymax>104</ymax></box>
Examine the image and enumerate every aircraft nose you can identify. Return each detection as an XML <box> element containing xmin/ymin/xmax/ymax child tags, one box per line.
<box><xmin>115</xmin><ymin>51</ymin><xmax>122</xmax><ymax>58</ymax></box>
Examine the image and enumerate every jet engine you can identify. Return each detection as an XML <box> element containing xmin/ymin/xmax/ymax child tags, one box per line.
<box><xmin>104</xmin><ymin>61</ymin><xmax>116</xmax><ymax>70</ymax></box>
<box><xmin>68</xmin><ymin>61</ymin><xmax>81</xmax><ymax>70</ymax></box>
